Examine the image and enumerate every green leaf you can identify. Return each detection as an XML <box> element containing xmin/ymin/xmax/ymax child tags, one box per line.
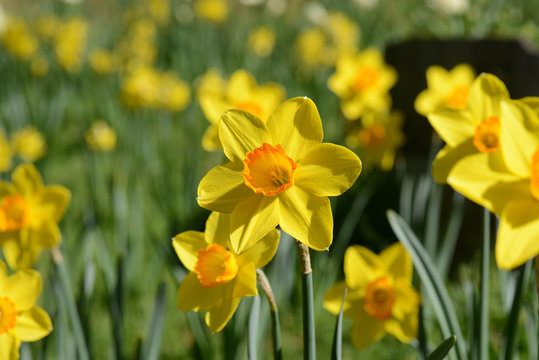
<box><xmin>248</xmin><ymin>295</ymin><xmax>261</xmax><ymax>360</ymax></box>
<box><xmin>427</xmin><ymin>335</ymin><xmax>457</xmax><ymax>360</ymax></box>
<box><xmin>331</xmin><ymin>288</ymin><xmax>347</xmax><ymax>360</ymax></box>
<box><xmin>139</xmin><ymin>283</ymin><xmax>167</xmax><ymax>360</ymax></box>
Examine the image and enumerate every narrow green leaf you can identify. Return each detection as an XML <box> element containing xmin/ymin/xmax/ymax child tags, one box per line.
<box><xmin>386</xmin><ymin>210</ymin><xmax>467</xmax><ymax>360</ymax></box>
<box><xmin>331</xmin><ymin>288</ymin><xmax>347</xmax><ymax>360</ymax></box>
<box><xmin>248</xmin><ymin>295</ymin><xmax>261</xmax><ymax>360</ymax></box>
<box><xmin>140</xmin><ymin>283</ymin><xmax>167</xmax><ymax>360</ymax></box>
<box><xmin>479</xmin><ymin>208</ymin><xmax>490</xmax><ymax>360</ymax></box>
<box><xmin>427</xmin><ymin>335</ymin><xmax>457</xmax><ymax>360</ymax></box>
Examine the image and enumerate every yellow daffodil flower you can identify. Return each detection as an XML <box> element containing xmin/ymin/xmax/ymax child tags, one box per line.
<box><xmin>53</xmin><ymin>17</ymin><xmax>87</xmax><ymax>73</ymax></box>
<box><xmin>0</xmin><ymin>130</ymin><xmax>13</xmax><ymax>173</ymax></box>
<box><xmin>444</xmin><ymin>98</ymin><xmax>539</xmax><ymax>269</ymax></box>
<box><xmin>197</xmin><ymin>69</ymin><xmax>285</xmax><ymax>151</ymax></box>
<box><xmin>85</xmin><ymin>120</ymin><xmax>117</xmax><ymax>152</ymax></box>
<box><xmin>1</xmin><ymin>16</ymin><xmax>39</xmax><ymax>61</ymax></box>
<box><xmin>197</xmin><ymin>97</ymin><xmax>362</xmax><ymax>252</ymax></box>
<box><xmin>345</xmin><ymin>110</ymin><xmax>405</xmax><ymax>172</ymax></box>
<box><xmin>89</xmin><ymin>48</ymin><xmax>117</xmax><ymax>76</ymax></box>
<box><xmin>324</xmin><ymin>243</ymin><xmax>420</xmax><ymax>349</ymax></box>
<box><xmin>247</xmin><ymin>26</ymin><xmax>276</xmax><ymax>58</ymax></box>
<box><xmin>415</xmin><ymin>64</ymin><xmax>475</xmax><ymax>116</ymax></box>
<box><xmin>429</xmin><ymin>73</ymin><xmax>509</xmax><ymax>184</ymax></box>
<box><xmin>194</xmin><ymin>0</ymin><xmax>228</xmax><ymax>24</ymax></box>
<box><xmin>0</xmin><ymin>164</ymin><xmax>71</xmax><ymax>269</ymax></box>
<box><xmin>328</xmin><ymin>48</ymin><xmax>397</xmax><ymax>120</ymax></box>
<box><xmin>173</xmin><ymin>212</ymin><xmax>279</xmax><ymax>332</ymax></box>
<box><xmin>10</xmin><ymin>126</ymin><xmax>46</xmax><ymax>163</ymax></box>
<box><xmin>0</xmin><ymin>260</ymin><xmax>52</xmax><ymax>360</ymax></box>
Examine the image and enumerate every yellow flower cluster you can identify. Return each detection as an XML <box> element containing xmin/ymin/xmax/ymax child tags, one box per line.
<box><xmin>0</xmin><ymin>126</ymin><xmax>47</xmax><ymax>172</ymax></box>
<box><xmin>53</xmin><ymin>17</ymin><xmax>88</xmax><ymax>73</ymax></box>
<box><xmin>1</xmin><ymin>16</ymin><xmax>39</xmax><ymax>61</ymax></box>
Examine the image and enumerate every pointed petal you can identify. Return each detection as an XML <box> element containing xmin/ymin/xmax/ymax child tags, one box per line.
<box><xmin>392</xmin><ymin>282</ymin><xmax>421</xmax><ymax>319</ymax></box>
<box><xmin>495</xmin><ymin>200</ymin><xmax>539</xmax><ymax>270</ymax></box>
<box><xmin>2</xmin><ymin>238</ymin><xmax>41</xmax><ymax>270</ymax></box>
<box><xmin>30</xmin><ymin>221</ymin><xmax>61</xmax><ymax>248</ymax></box>
<box><xmin>428</xmin><ymin>109</ymin><xmax>475</xmax><ymax>147</ymax></box>
<box><xmin>380</xmin><ymin>243</ymin><xmax>412</xmax><ymax>283</ymax></box>
<box><xmin>0</xmin><ymin>333</ymin><xmax>20</xmax><ymax>360</ymax></box>
<box><xmin>467</xmin><ymin>73</ymin><xmax>509</xmax><ymax>122</ymax></box>
<box><xmin>323</xmin><ymin>281</ymin><xmax>349</xmax><ymax>315</ymax></box>
<box><xmin>230</xmin><ymin>195</ymin><xmax>279</xmax><ymax>254</ymax></box>
<box><xmin>232</xmin><ymin>263</ymin><xmax>258</xmax><ymax>298</ymax></box>
<box><xmin>295</xmin><ymin>143</ymin><xmax>362</xmax><ymax>197</ymax></box>
<box><xmin>349</xmin><ymin>305</ymin><xmax>385</xmax><ymax>349</ymax></box>
<box><xmin>385</xmin><ymin>311</ymin><xmax>418</xmax><ymax>343</ymax></box>
<box><xmin>197</xmin><ymin>162</ymin><xmax>253</xmax><ymax>213</ymax></box>
<box><xmin>278</xmin><ymin>186</ymin><xmax>332</xmax><ymax>251</ymax></box>
<box><xmin>172</xmin><ymin>231</ymin><xmax>207</xmax><ymax>272</ymax></box>
<box><xmin>265</xmin><ymin>97</ymin><xmax>323</xmax><ymax>160</ymax></box>
<box><xmin>205</xmin><ymin>296</ymin><xmax>241</xmax><ymax>333</ymax></box>
<box><xmin>226</xmin><ymin>70</ymin><xmax>257</xmax><ymax>101</ymax></box>
<box><xmin>238</xmin><ymin>229</ymin><xmax>280</xmax><ymax>268</ymax></box>
<box><xmin>344</xmin><ymin>245</ymin><xmax>381</xmax><ymax>289</ymax></box>
<box><xmin>12</xmin><ymin>164</ymin><xmax>43</xmax><ymax>196</ymax></box>
<box><xmin>35</xmin><ymin>186</ymin><xmax>71</xmax><ymax>222</ymax></box>
<box><xmin>201</xmin><ymin>125</ymin><xmax>222</xmax><ymax>152</ymax></box>
<box><xmin>219</xmin><ymin>110</ymin><xmax>272</xmax><ymax>162</ymax></box>
<box><xmin>14</xmin><ymin>307</ymin><xmax>52</xmax><ymax>341</ymax></box>
<box><xmin>431</xmin><ymin>140</ymin><xmax>476</xmax><ymax>184</ymax></box>
<box><xmin>177</xmin><ymin>272</ymin><xmax>223</xmax><ymax>311</ymax></box>
<box><xmin>0</xmin><ymin>268</ymin><xmax>41</xmax><ymax>311</ymax></box>
<box><xmin>204</xmin><ymin>212</ymin><xmax>231</xmax><ymax>248</ymax></box>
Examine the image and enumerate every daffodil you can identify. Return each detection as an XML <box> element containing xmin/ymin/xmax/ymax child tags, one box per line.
<box><xmin>328</xmin><ymin>48</ymin><xmax>397</xmax><ymax>120</ymax></box>
<box><xmin>323</xmin><ymin>243</ymin><xmax>421</xmax><ymax>349</ymax></box>
<box><xmin>0</xmin><ymin>260</ymin><xmax>52</xmax><ymax>360</ymax></box>
<box><xmin>89</xmin><ymin>48</ymin><xmax>117</xmax><ymax>76</ymax></box>
<box><xmin>0</xmin><ymin>130</ymin><xmax>13</xmax><ymax>173</ymax></box>
<box><xmin>0</xmin><ymin>164</ymin><xmax>71</xmax><ymax>269</ymax></box>
<box><xmin>85</xmin><ymin>120</ymin><xmax>117</xmax><ymax>152</ymax></box>
<box><xmin>197</xmin><ymin>97</ymin><xmax>362</xmax><ymax>252</ymax></box>
<box><xmin>1</xmin><ymin>16</ymin><xmax>39</xmax><ymax>61</ymax></box>
<box><xmin>345</xmin><ymin>110</ymin><xmax>405</xmax><ymax>172</ymax></box>
<box><xmin>173</xmin><ymin>212</ymin><xmax>279</xmax><ymax>332</ymax></box>
<box><xmin>53</xmin><ymin>17</ymin><xmax>87</xmax><ymax>73</ymax></box>
<box><xmin>197</xmin><ymin>69</ymin><xmax>285</xmax><ymax>151</ymax></box>
<box><xmin>415</xmin><ymin>63</ymin><xmax>475</xmax><ymax>116</ymax></box>
<box><xmin>194</xmin><ymin>0</ymin><xmax>228</xmax><ymax>24</ymax></box>
<box><xmin>429</xmin><ymin>73</ymin><xmax>510</xmax><ymax>183</ymax></box>
<box><xmin>444</xmin><ymin>98</ymin><xmax>539</xmax><ymax>269</ymax></box>
<box><xmin>10</xmin><ymin>126</ymin><xmax>46</xmax><ymax>163</ymax></box>
<box><xmin>247</xmin><ymin>26</ymin><xmax>276</xmax><ymax>58</ymax></box>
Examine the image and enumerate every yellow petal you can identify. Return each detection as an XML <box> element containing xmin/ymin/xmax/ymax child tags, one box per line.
<box><xmin>295</xmin><ymin>143</ymin><xmax>362</xmax><ymax>197</ymax></box>
<box><xmin>349</xmin><ymin>304</ymin><xmax>385</xmax><ymax>349</ymax></box>
<box><xmin>172</xmin><ymin>231</ymin><xmax>208</xmax><ymax>272</ymax></box>
<box><xmin>197</xmin><ymin>162</ymin><xmax>253</xmax><ymax>213</ymax></box>
<box><xmin>2</xmin><ymin>238</ymin><xmax>41</xmax><ymax>270</ymax></box>
<box><xmin>431</xmin><ymin>140</ymin><xmax>476</xmax><ymax>184</ymax></box>
<box><xmin>204</xmin><ymin>212</ymin><xmax>231</xmax><ymax>249</ymax></box>
<box><xmin>495</xmin><ymin>200</ymin><xmax>539</xmax><ymax>270</ymax></box>
<box><xmin>0</xmin><ymin>268</ymin><xmax>41</xmax><ymax>311</ymax></box>
<box><xmin>428</xmin><ymin>109</ymin><xmax>476</xmax><ymax>147</ymax></box>
<box><xmin>232</xmin><ymin>263</ymin><xmax>257</xmax><ymax>298</ymax></box>
<box><xmin>0</xmin><ymin>182</ymin><xmax>16</xmax><ymax>198</ymax></box>
<box><xmin>12</xmin><ymin>164</ymin><xmax>43</xmax><ymax>197</ymax></box>
<box><xmin>278</xmin><ymin>186</ymin><xmax>332</xmax><ymax>251</ymax></box>
<box><xmin>0</xmin><ymin>333</ymin><xmax>20</xmax><ymax>360</ymax></box>
<box><xmin>198</xmin><ymin>94</ymin><xmax>231</xmax><ymax>126</ymax></box>
<box><xmin>205</xmin><ymin>295</ymin><xmax>241</xmax><ymax>333</ymax></box>
<box><xmin>467</xmin><ymin>73</ymin><xmax>509</xmax><ymax>122</ymax></box>
<box><xmin>0</xmin><ymin>261</ymin><xmax>6</xmax><ymax>282</ymax></box>
<box><xmin>323</xmin><ymin>281</ymin><xmax>349</xmax><ymax>315</ymax></box>
<box><xmin>30</xmin><ymin>221</ymin><xmax>62</xmax><ymax>248</ymax></box>
<box><xmin>384</xmin><ymin>312</ymin><xmax>418</xmax><ymax>344</ymax></box>
<box><xmin>226</xmin><ymin>70</ymin><xmax>257</xmax><ymax>101</ymax></box>
<box><xmin>219</xmin><ymin>110</ymin><xmax>272</xmax><ymax>162</ymax></box>
<box><xmin>177</xmin><ymin>272</ymin><xmax>223</xmax><ymax>311</ymax></box>
<box><xmin>392</xmin><ymin>281</ymin><xmax>421</xmax><ymax>319</ymax></box>
<box><xmin>230</xmin><ymin>195</ymin><xmax>279</xmax><ymax>254</ymax></box>
<box><xmin>519</xmin><ymin>96</ymin><xmax>539</xmax><ymax>114</ymax></box>
<box><xmin>414</xmin><ymin>89</ymin><xmax>439</xmax><ymax>117</ymax></box>
<box><xmin>500</xmin><ymin>99</ymin><xmax>539</xmax><ymax>177</ymax></box>
<box><xmin>265</xmin><ymin>97</ymin><xmax>323</xmax><ymax>160</ymax></box>
<box><xmin>201</xmin><ymin>125</ymin><xmax>222</xmax><ymax>151</ymax></box>
<box><xmin>344</xmin><ymin>245</ymin><xmax>381</xmax><ymax>289</ymax></box>
<box><xmin>14</xmin><ymin>306</ymin><xmax>52</xmax><ymax>341</ymax></box>
<box><xmin>238</xmin><ymin>229</ymin><xmax>279</xmax><ymax>268</ymax></box>
<box><xmin>35</xmin><ymin>186</ymin><xmax>71</xmax><ymax>222</ymax></box>
<box><xmin>380</xmin><ymin>243</ymin><xmax>412</xmax><ymax>283</ymax></box>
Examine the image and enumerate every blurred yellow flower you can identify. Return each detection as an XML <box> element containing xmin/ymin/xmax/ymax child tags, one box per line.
<box><xmin>194</xmin><ymin>0</ymin><xmax>228</xmax><ymax>23</ymax></box>
<box><xmin>33</xmin><ymin>15</ymin><xmax>60</xmax><ymax>42</ymax></box>
<box><xmin>30</xmin><ymin>57</ymin><xmax>49</xmax><ymax>78</ymax></box>
<box><xmin>116</xmin><ymin>18</ymin><xmax>157</xmax><ymax>72</ymax></box>
<box><xmin>0</xmin><ymin>260</ymin><xmax>52</xmax><ymax>360</ymax></box>
<box><xmin>85</xmin><ymin>120</ymin><xmax>117</xmax><ymax>152</ymax></box>
<box><xmin>10</xmin><ymin>126</ymin><xmax>46</xmax><ymax>163</ymax></box>
<box><xmin>53</xmin><ymin>17</ymin><xmax>87</xmax><ymax>73</ymax></box>
<box><xmin>0</xmin><ymin>130</ymin><xmax>13</xmax><ymax>173</ymax></box>
<box><xmin>444</xmin><ymin>98</ymin><xmax>539</xmax><ymax>269</ymax></box>
<box><xmin>0</xmin><ymin>164</ymin><xmax>71</xmax><ymax>269</ymax></box>
<box><xmin>173</xmin><ymin>212</ymin><xmax>279</xmax><ymax>332</ymax></box>
<box><xmin>197</xmin><ymin>97</ymin><xmax>362</xmax><ymax>252</ymax></box>
<box><xmin>89</xmin><ymin>48</ymin><xmax>117</xmax><ymax>76</ymax></box>
<box><xmin>429</xmin><ymin>73</ymin><xmax>509</xmax><ymax>183</ymax></box>
<box><xmin>197</xmin><ymin>69</ymin><xmax>285</xmax><ymax>151</ymax></box>
<box><xmin>324</xmin><ymin>243</ymin><xmax>420</xmax><ymax>349</ymax></box>
<box><xmin>1</xmin><ymin>16</ymin><xmax>39</xmax><ymax>61</ymax></box>
<box><xmin>247</xmin><ymin>26</ymin><xmax>276</xmax><ymax>58</ymax></box>
<box><xmin>155</xmin><ymin>71</ymin><xmax>191</xmax><ymax>111</ymax></box>
<box><xmin>345</xmin><ymin>110</ymin><xmax>405</xmax><ymax>172</ymax></box>
<box><xmin>294</xmin><ymin>28</ymin><xmax>327</xmax><ymax>68</ymax></box>
<box><xmin>146</xmin><ymin>0</ymin><xmax>170</xmax><ymax>25</ymax></box>
<box><xmin>415</xmin><ymin>64</ymin><xmax>475</xmax><ymax>116</ymax></box>
<box><xmin>328</xmin><ymin>48</ymin><xmax>397</xmax><ymax>120</ymax></box>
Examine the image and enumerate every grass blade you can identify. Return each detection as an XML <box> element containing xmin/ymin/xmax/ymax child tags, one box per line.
<box><xmin>248</xmin><ymin>295</ymin><xmax>261</xmax><ymax>360</ymax></box>
<box><xmin>479</xmin><ymin>208</ymin><xmax>490</xmax><ymax>360</ymax></box>
<box><xmin>427</xmin><ymin>335</ymin><xmax>457</xmax><ymax>360</ymax></box>
<box><xmin>331</xmin><ymin>288</ymin><xmax>347</xmax><ymax>360</ymax></box>
<box><xmin>139</xmin><ymin>282</ymin><xmax>167</xmax><ymax>360</ymax></box>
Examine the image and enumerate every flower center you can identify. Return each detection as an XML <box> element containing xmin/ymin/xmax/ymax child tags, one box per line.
<box><xmin>0</xmin><ymin>297</ymin><xmax>17</xmax><ymax>334</ymax></box>
<box><xmin>235</xmin><ymin>101</ymin><xmax>264</xmax><ymax>119</ymax></box>
<box><xmin>446</xmin><ymin>85</ymin><xmax>469</xmax><ymax>110</ymax></box>
<box><xmin>364</xmin><ymin>277</ymin><xmax>395</xmax><ymax>320</ymax></box>
<box><xmin>353</xmin><ymin>66</ymin><xmax>379</xmax><ymax>92</ymax></box>
<box><xmin>194</xmin><ymin>244</ymin><xmax>239</xmax><ymax>287</ymax></box>
<box><xmin>473</xmin><ymin>116</ymin><xmax>500</xmax><ymax>153</ymax></box>
<box><xmin>358</xmin><ymin>123</ymin><xmax>386</xmax><ymax>147</ymax></box>
<box><xmin>0</xmin><ymin>195</ymin><xmax>30</xmax><ymax>232</ymax></box>
<box><xmin>531</xmin><ymin>146</ymin><xmax>539</xmax><ymax>201</ymax></box>
<box><xmin>243</xmin><ymin>143</ymin><xmax>297</xmax><ymax>196</ymax></box>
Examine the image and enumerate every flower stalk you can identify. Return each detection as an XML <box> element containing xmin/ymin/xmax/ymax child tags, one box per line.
<box><xmin>479</xmin><ymin>208</ymin><xmax>490</xmax><ymax>360</ymax></box>
<box><xmin>296</xmin><ymin>240</ymin><xmax>315</xmax><ymax>360</ymax></box>
<box><xmin>257</xmin><ymin>269</ymin><xmax>282</xmax><ymax>360</ymax></box>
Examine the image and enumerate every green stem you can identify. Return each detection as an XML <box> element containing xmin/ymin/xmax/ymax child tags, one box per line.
<box><xmin>479</xmin><ymin>208</ymin><xmax>490</xmax><ymax>360</ymax></box>
<box><xmin>331</xmin><ymin>288</ymin><xmax>347</xmax><ymax>360</ymax></box>
<box><xmin>257</xmin><ymin>269</ymin><xmax>282</xmax><ymax>360</ymax></box>
<box><xmin>296</xmin><ymin>241</ymin><xmax>316</xmax><ymax>360</ymax></box>
<box><xmin>52</xmin><ymin>248</ymin><xmax>90</xmax><ymax>360</ymax></box>
<box><xmin>248</xmin><ymin>295</ymin><xmax>261</xmax><ymax>360</ymax></box>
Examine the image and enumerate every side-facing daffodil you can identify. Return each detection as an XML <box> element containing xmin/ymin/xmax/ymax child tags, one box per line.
<box><xmin>197</xmin><ymin>69</ymin><xmax>285</xmax><ymax>151</ymax></box>
<box><xmin>173</xmin><ymin>211</ymin><xmax>279</xmax><ymax>332</ymax></box>
<box><xmin>328</xmin><ymin>48</ymin><xmax>397</xmax><ymax>120</ymax></box>
<box><xmin>415</xmin><ymin>63</ymin><xmax>475</xmax><ymax>116</ymax></box>
<box><xmin>0</xmin><ymin>164</ymin><xmax>70</xmax><ymax>269</ymax></box>
<box><xmin>444</xmin><ymin>98</ymin><xmax>539</xmax><ymax>269</ymax></box>
<box><xmin>197</xmin><ymin>97</ymin><xmax>362</xmax><ymax>253</ymax></box>
<box><xmin>429</xmin><ymin>73</ymin><xmax>509</xmax><ymax>183</ymax></box>
<box><xmin>323</xmin><ymin>243</ymin><xmax>420</xmax><ymax>349</ymax></box>
<box><xmin>0</xmin><ymin>260</ymin><xmax>53</xmax><ymax>360</ymax></box>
